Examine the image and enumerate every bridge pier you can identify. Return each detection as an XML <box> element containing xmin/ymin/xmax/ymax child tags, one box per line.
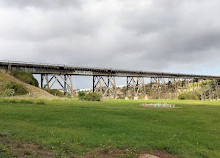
<box><xmin>93</xmin><ymin>76</ymin><xmax>116</xmax><ymax>98</ymax></box>
<box><xmin>126</xmin><ymin>77</ymin><xmax>145</xmax><ymax>97</ymax></box>
<box><xmin>167</xmin><ymin>78</ymin><xmax>175</xmax><ymax>99</ymax></box>
<box><xmin>175</xmin><ymin>78</ymin><xmax>181</xmax><ymax>98</ymax></box>
<box><xmin>41</xmin><ymin>74</ymin><xmax>74</xmax><ymax>96</ymax></box>
<box><xmin>150</xmin><ymin>77</ymin><xmax>160</xmax><ymax>99</ymax></box>
<box><xmin>200</xmin><ymin>79</ymin><xmax>217</xmax><ymax>100</ymax></box>
<box><xmin>40</xmin><ymin>74</ymin><xmax>44</xmax><ymax>89</ymax></box>
<box><xmin>7</xmin><ymin>64</ymin><xmax>11</xmax><ymax>71</ymax></box>
<box><xmin>201</xmin><ymin>79</ymin><xmax>206</xmax><ymax>100</ymax></box>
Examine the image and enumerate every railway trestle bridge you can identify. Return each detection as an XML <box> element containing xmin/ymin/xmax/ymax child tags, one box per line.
<box><xmin>0</xmin><ymin>61</ymin><xmax>220</xmax><ymax>100</ymax></box>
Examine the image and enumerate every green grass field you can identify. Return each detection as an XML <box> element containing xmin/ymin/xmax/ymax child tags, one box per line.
<box><xmin>0</xmin><ymin>99</ymin><xmax>220</xmax><ymax>158</ymax></box>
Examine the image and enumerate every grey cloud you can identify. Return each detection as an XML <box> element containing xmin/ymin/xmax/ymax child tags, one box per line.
<box><xmin>0</xmin><ymin>0</ymin><xmax>81</xmax><ymax>9</ymax></box>
<box><xmin>0</xmin><ymin>0</ymin><xmax>220</xmax><ymax>77</ymax></box>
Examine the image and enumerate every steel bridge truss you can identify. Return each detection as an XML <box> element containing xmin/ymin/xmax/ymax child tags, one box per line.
<box><xmin>39</xmin><ymin>74</ymin><xmax>220</xmax><ymax>100</ymax></box>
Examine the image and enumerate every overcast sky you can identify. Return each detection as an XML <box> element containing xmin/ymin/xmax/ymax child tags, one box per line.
<box><xmin>0</xmin><ymin>0</ymin><xmax>220</xmax><ymax>88</ymax></box>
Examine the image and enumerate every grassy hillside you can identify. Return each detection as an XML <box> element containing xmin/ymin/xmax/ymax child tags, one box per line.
<box><xmin>0</xmin><ymin>99</ymin><xmax>219</xmax><ymax>157</ymax></box>
<box><xmin>10</xmin><ymin>70</ymin><xmax>39</xmax><ymax>87</ymax></box>
<box><xmin>0</xmin><ymin>70</ymin><xmax>53</xmax><ymax>98</ymax></box>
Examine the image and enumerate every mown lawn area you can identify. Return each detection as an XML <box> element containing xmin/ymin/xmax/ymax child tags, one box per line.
<box><xmin>0</xmin><ymin>99</ymin><xmax>220</xmax><ymax>157</ymax></box>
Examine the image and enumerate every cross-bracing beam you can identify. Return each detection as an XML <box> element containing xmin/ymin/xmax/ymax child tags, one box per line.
<box><xmin>126</xmin><ymin>77</ymin><xmax>145</xmax><ymax>97</ymax></box>
<box><xmin>93</xmin><ymin>76</ymin><xmax>116</xmax><ymax>98</ymax></box>
<box><xmin>41</xmin><ymin>74</ymin><xmax>74</xmax><ymax>96</ymax></box>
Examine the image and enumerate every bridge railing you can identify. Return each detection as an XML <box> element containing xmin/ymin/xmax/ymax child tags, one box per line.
<box><xmin>0</xmin><ymin>60</ymin><xmax>115</xmax><ymax>71</ymax></box>
<box><xmin>0</xmin><ymin>60</ymin><xmax>220</xmax><ymax>79</ymax></box>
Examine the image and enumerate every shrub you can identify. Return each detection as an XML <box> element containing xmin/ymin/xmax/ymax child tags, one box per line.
<box><xmin>178</xmin><ymin>92</ymin><xmax>199</xmax><ymax>100</ymax></box>
<box><xmin>36</xmin><ymin>101</ymin><xmax>46</xmax><ymax>105</ymax></box>
<box><xmin>4</xmin><ymin>82</ymin><xmax>28</xmax><ymax>95</ymax></box>
<box><xmin>84</xmin><ymin>92</ymin><xmax>102</xmax><ymax>101</ymax></box>
<box><xmin>66</xmin><ymin>94</ymin><xmax>72</xmax><ymax>99</ymax></box>
<box><xmin>3</xmin><ymin>89</ymin><xmax>15</xmax><ymax>97</ymax></box>
<box><xmin>10</xmin><ymin>70</ymin><xmax>39</xmax><ymax>87</ymax></box>
<box><xmin>20</xmin><ymin>100</ymin><xmax>34</xmax><ymax>104</ymax></box>
<box><xmin>78</xmin><ymin>91</ymin><xmax>86</xmax><ymax>100</ymax></box>
<box><xmin>117</xmin><ymin>93</ymin><xmax>125</xmax><ymax>99</ymax></box>
<box><xmin>45</xmin><ymin>89</ymin><xmax>64</xmax><ymax>97</ymax></box>
<box><xmin>3</xmin><ymin>99</ymin><xmax>19</xmax><ymax>104</ymax></box>
<box><xmin>34</xmin><ymin>98</ymin><xmax>46</xmax><ymax>105</ymax></box>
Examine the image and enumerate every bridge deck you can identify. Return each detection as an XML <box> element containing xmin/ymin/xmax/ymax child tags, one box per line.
<box><xmin>0</xmin><ymin>61</ymin><xmax>219</xmax><ymax>79</ymax></box>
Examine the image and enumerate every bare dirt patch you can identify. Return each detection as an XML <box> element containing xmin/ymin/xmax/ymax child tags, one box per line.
<box><xmin>0</xmin><ymin>136</ymin><xmax>178</xmax><ymax>158</ymax></box>
<box><xmin>138</xmin><ymin>150</ymin><xmax>178</xmax><ymax>158</ymax></box>
<box><xmin>0</xmin><ymin>137</ymin><xmax>53</xmax><ymax>158</ymax></box>
<box><xmin>82</xmin><ymin>148</ymin><xmax>125</xmax><ymax>158</ymax></box>
<box><xmin>81</xmin><ymin>148</ymin><xmax>177</xmax><ymax>158</ymax></box>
